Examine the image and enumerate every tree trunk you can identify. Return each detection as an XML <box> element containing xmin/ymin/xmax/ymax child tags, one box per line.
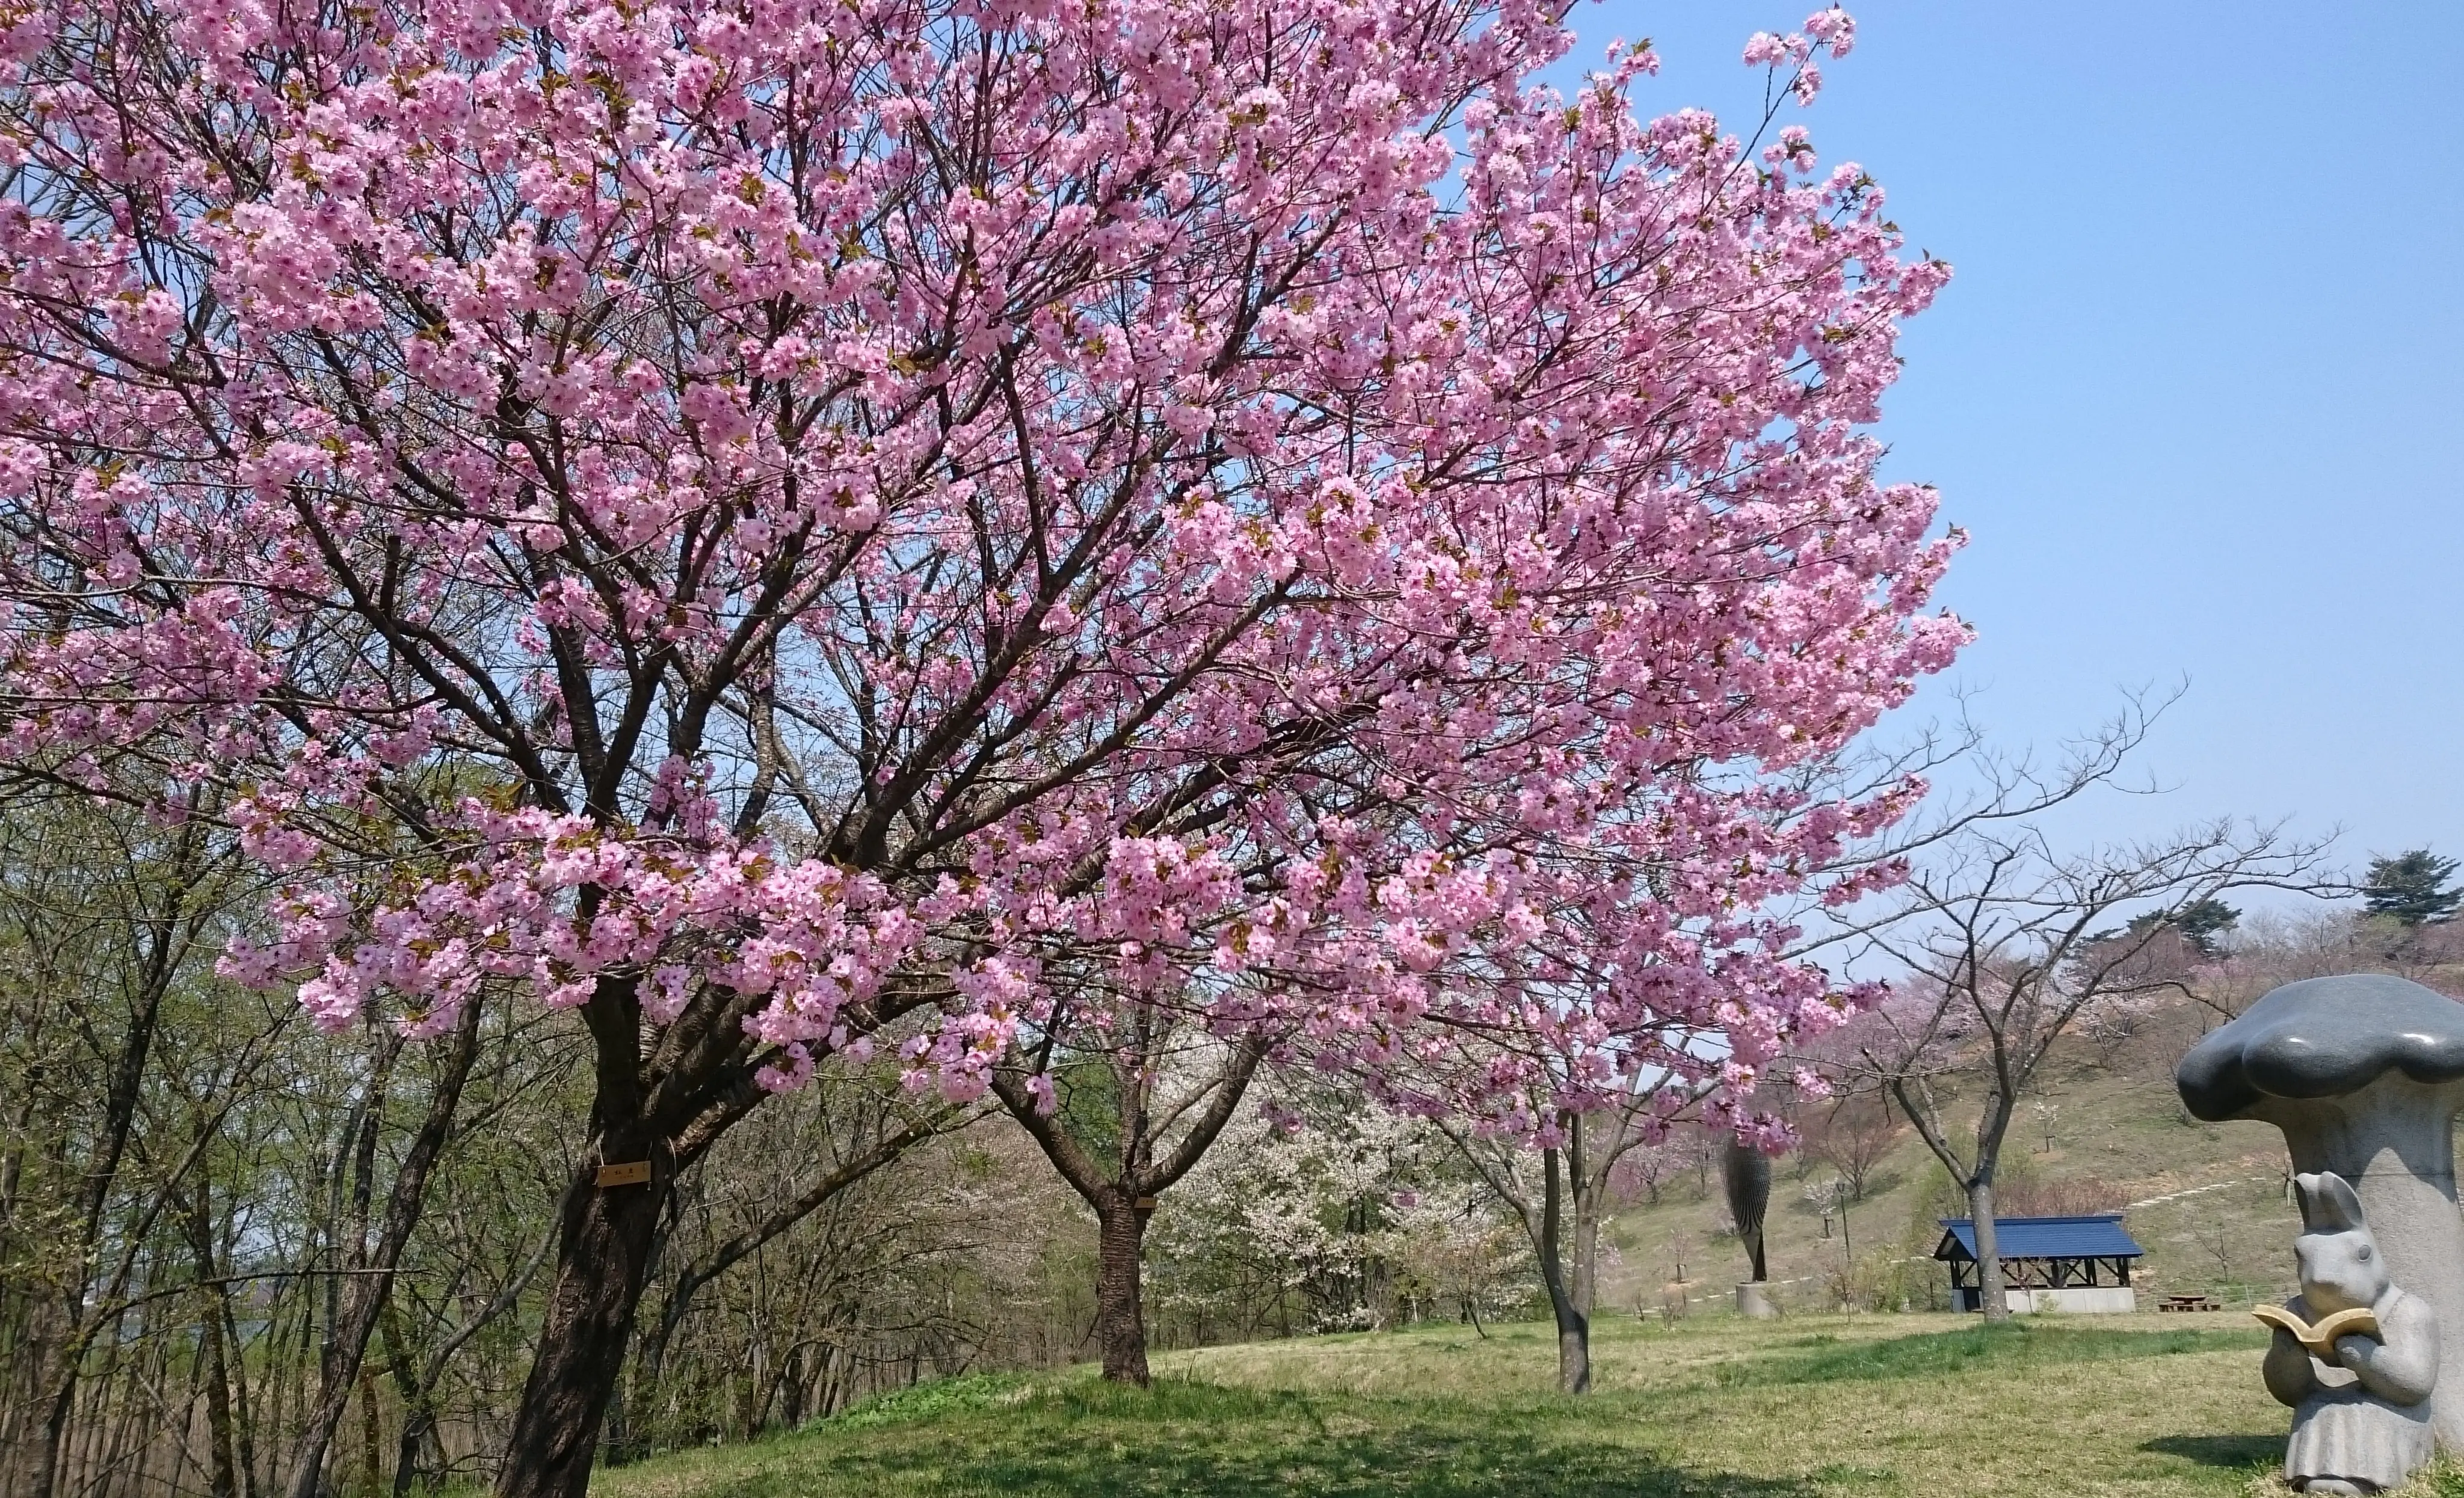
<box><xmin>1551</xmin><ymin>1303</ymin><xmax>1591</xmax><ymax>1395</ymax></box>
<box><xmin>989</xmin><ymin>1036</ymin><xmax>1263</xmax><ymax>1392</ymax></box>
<box><xmin>492</xmin><ymin>960</ymin><xmax>898</xmax><ymax>1495</ymax></box>
<box><xmin>1539</xmin><ymin>1146</ymin><xmax>1590</xmax><ymax>1395</ymax></box>
<box><xmin>28</xmin><ymin>865</ymin><xmax>194</xmax><ymax>1498</ymax></box>
<box><xmin>390</xmin><ymin>1404</ymin><xmax>437</xmax><ymax>1498</ymax></box>
<box><xmin>1570</xmin><ymin>1191</ymin><xmax>1600</xmax><ymax>1327</ymax></box>
<box><xmin>32</xmin><ymin>1359</ymin><xmax>76</xmax><ymax>1498</ymax></box>
<box><xmin>1569</xmin><ymin>1158</ymin><xmax>1602</xmax><ymax>1389</ymax></box>
<box><xmin>359</xmin><ymin>1370</ymin><xmax>384</xmax><ymax>1494</ymax></box>
<box><xmin>183</xmin><ymin>1177</ymin><xmax>241</xmax><ymax>1498</ymax></box>
<box><xmin>494</xmin><ymin>1148</ymin><xmax>667</xmax><ymax>1498</ymax></box>
<box><xmin>285</xmin><ymin>1001</ymin><xmax>480</xmax><ymax>1498</ymax></box>
<box><xmin>1093</xmin><ymin>1199</ymin><xmax>1151</xmax><ymax>1386</ymax></box>
<box><xmin>379</xmin><ymin>1298</ymin><xmax>442</xmax><ymax>1498</ymax></box>
<box><xmin>1968</xmin><ymin>1177</ymin><xmax>2010</xmax><ymax>1321</ymax></box>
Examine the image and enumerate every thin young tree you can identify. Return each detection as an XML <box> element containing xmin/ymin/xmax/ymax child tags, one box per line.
<box><xmin>1844</xmin><ymin>820</ymin><xmax>2329</xmax><ymax>1319</ymax></box>
<box><xmin>0</xmin><ymin>1</ymin><xmax>1957</xmax><ymax>1489</ymax></box>
<box><xmin>1433</xmin><ymin>1069</ymin><xmax>1694</xmax><ymax>1395</ymax></box>
<box><xmin>988</xmin><ymin>995</ymin><xmax>1267</xmax><ymax>1385</ymax></box>
<box><xmin>1803</xmin><ymin>1087</ymin><xmax>1900</xmax><ymax>1204</ymax></box>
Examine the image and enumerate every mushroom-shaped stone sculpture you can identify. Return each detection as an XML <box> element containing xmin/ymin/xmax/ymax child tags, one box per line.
<box><xmin>1722</xmin><ymin>1137</ymin><xmax>1776</xmax><ymax>1318</ymax></box>
<box><xmin>2178</xmin><ymin>974</ymin><xmax>2464</xmax><ymax>1448</ymax></box>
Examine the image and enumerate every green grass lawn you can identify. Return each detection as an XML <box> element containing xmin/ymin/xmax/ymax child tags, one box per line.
<box><xmin>589</xmin><ymin>1309</ymin><xmax>2455</xmax><ymax>1498</ymax></box>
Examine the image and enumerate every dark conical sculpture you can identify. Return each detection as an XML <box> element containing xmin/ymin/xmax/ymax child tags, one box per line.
<box><xmin>1722</xmin><ymin>1137</ymin><xmax>1774</xmax><ymax>1316</ymax></box>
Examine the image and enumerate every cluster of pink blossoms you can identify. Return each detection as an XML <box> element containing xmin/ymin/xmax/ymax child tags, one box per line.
<box><xmin>0</xmin><ymin>0</ymin><xmax>1964</xmax><ymax>1138</ymax></box>
<box><xmin>1747</xmin><ymin>5</ymin><xmax>1856</xmax><ymax>103</ymax></box>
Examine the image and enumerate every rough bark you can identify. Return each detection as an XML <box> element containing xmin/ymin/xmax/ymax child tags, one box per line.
<box><xmin>1093</xmin><ymin>1199</ymin><xmax>1153</xmax><ymax>1386</ymax></box>
<box><xmin>493</xmin><ymin>1131</ymin><xmax>670</xmax><ymax>1498</ymax></box>
<box><xmin>1968</xmin><ymin>1177</ymin><xmax>2009</xmax><ymax>1321</ymax></box>
<box><xmin>1539</xmin><ymin>1146</ymin><xmax>1591</xmax><ymax>1395</ymax></box>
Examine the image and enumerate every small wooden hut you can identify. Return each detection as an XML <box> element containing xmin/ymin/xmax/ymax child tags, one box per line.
<box><xmin>1933</xmin><ymin>1214</ymin><xmax>2145</xmax><ymax>1313</ymax></box>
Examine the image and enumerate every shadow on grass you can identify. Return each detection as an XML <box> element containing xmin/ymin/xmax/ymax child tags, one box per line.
<box><xmin>2140</xmin><ymin>1433</ymin><xmax>2282</xmax><ymax>1471</ymax></box>
<box><xmin>1715</xmin><ymin>1322</ymin><xmax>2267</xmax><ymax>1387</ymax></box>
<box><xmin>677</xmin><ymin>1378</ymin><xmax>1825</xmax><ymax>1498</ymax></box>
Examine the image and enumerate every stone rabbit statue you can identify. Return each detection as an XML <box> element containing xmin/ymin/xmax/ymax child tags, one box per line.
<box><xmin>2262</xmin><ymin>1171</ymin><xmax>2439</xmax><ymax>1494</ymax></box>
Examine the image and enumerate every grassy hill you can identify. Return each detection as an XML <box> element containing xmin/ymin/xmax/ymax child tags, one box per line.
<box><xmin>593</xmin><ymin>999</ymin><xmax>2462</xmax><ymax>1497</ymax></box>
<box><xmin>593</xmin><ymin>1312</ymin><xmax>2329</xmax><ymax>1497</ymax></box>
<box><xmin>1600</xmin><ymin>1002</ymin><xmax>2306</xmax><ymax>1318</ymax></box>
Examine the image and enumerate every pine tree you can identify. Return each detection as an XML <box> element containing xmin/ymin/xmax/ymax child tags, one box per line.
<box><xmin>2125</xmin><ymin>898</ymin><xmax>2240</xmax><ymax>957</ymax></box>
<box><xmin>2362</xmin><ymin>850</ymin><xmax>2463</xmax><ymax>927</ymax></box>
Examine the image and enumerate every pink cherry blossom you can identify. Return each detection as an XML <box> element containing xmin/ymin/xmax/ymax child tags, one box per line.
<box><xmin>0</xmin><ymin>0</ymin><xmax>1948</xmax><ymax>1115</ymax></box>
<box><xmin>0</xmin><ymin>0</ymin><xmax>1956</xmax><ymax>1459</ymax></box>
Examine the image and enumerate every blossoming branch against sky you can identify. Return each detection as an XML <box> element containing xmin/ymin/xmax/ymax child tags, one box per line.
<box><xmin>1579</xmin><ymin>0</ymin><xmax>2462</xmax><ymax>867</ymax></box>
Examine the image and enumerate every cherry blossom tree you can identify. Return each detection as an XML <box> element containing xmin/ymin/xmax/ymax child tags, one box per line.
<box><xmin>1147</xmin><ymin>1078</ymin><xmax>1525</xmax><ymax>1340</ymax></box>
<box><xmin>0</xmin><ymin>0</ymin><xmax>1954</xmax><ymax>1488</ymax></box>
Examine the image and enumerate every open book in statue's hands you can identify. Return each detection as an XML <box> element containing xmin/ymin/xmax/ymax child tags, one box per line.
<box><xmin>2254</xmin><ymin>1304</ymin><xmax>2381</xmax><ymax>1357</ymax></box>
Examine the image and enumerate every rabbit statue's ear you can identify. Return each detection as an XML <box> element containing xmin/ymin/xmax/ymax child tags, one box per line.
<box><xmin>2296</xmin><ymin>1171</ymin><xmax>2366</xmax><ymax>1232</ymax></box>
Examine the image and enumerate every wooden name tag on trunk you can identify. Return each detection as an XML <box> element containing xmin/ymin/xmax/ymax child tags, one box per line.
<box><xmin>594</xmin><ymin>1160</ymin><xmax>652</xmax><ymax>1188</ymax></box>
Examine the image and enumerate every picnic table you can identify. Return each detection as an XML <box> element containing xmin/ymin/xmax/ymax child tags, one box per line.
<box><xmin>2158</xmin><ymin>1294</ymin><xmax>2222</xmax><ymax>1312</ymax></box>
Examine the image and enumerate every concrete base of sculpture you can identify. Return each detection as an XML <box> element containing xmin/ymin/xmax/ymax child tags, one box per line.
<box><xmin>1736</xmin><ymin>1282</ymin><xmax>1777</xmax><ymax>1319</ymax></box>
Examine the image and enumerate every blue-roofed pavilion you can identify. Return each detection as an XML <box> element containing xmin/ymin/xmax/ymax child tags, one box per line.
<box><xmin>1933</xmin><ymin>1214</ymin><xmax>2146</xmax><ymax>1313</ymax></box>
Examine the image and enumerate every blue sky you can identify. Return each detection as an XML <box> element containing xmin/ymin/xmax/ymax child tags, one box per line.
<box><xmin>1563</xmin><ymin>2</ymin><xmax>2464</xmax><ymax>878</ymax></box>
